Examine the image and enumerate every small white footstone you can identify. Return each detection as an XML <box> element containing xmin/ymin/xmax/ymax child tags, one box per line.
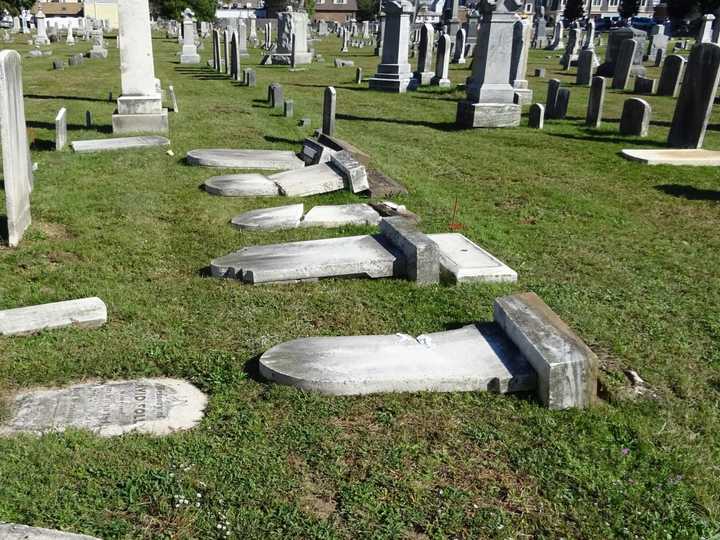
<box><xmin>71</xmin><ymin>136</ymin><xmax>170</xmax><ymax>153</ymax></box>
<box><xmin>428</xmin><ymin>233</ymin><xmax>517</xmax><ymax>283</ymax></box>
<box><xmin>204</xmin><ymin>174</ymin><xmax>280</xmax><ymax>197</ymax></box>
<box><xmin>259</xmin><ymin>324</ymin><xmax>536</xmax><ymax>395</ymax></box>
<box><xmin>620</xmin><ymin>148</ymin><xmax>720</xmax><ymax>166</ymax></box>
<box><xmin>0</xmin><ymin>524</ymin><xmax>100</xmax><ymax>539</ymax></box>
<box><xmin>0</xmin><ymin>297</ymin><xmax>107</xmax><ymax>336</ymax></box>
<box><xmin>187</xmin><ymin>149</ymin><xmax>305</xmax><ymax>170</ymax></box>
<box><xmin>210</xmin><ymin>235</ymin><xmax>398</xmax><ymax>283</ymax></box>
<box><xmin>0</xmin><ymin>378</ymin><xmax>207</xmax><ymax>437</ymax></box>
<box><xmin>231</xmin><ymin>204</ymin><xmax>304</xmax><ymax>230</ymax></box>
<box><xmin>270</xmin><ymin>163</ymin><xmax>345</xmax><ymax>197</ymax></box>
<box><xmin>301</xmin><ymin>204</ymin><xmax>381</xmax><ymax>228</ymax></box>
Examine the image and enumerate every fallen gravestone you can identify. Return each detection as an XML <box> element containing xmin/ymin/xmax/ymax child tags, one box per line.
<box><xmin>211</xmin><ymin>218</ymin><xmax>516</xmax><ymax>285</ymax></box>
<box><xmin>0</xmin><ymin>378</ymin><xmax>207</xmax><ymax>437</ymax></box>
<box><xmin>231</xmin><ymin>204</ymin><xmax>305</xmax><ymax>230</ymax></box>
<box><xmin>231</xmin><ymin>203</ymin><xmax>381</xmax><ymax>230</ymax></box>
<box><xmin>187</xmin><ymin>149</ymin><xmax>304</xmax><ymax>170</ymax></box>
<box><xmin>71</xmin><ymin>136</ymin><xmax>170</xmax><ymax>153</ymax></box>
<box><xmin>0</xmin><ymin>524</ymin><xmax>99</xmax><ymax>539</ymax></box>
<box><xmin>619</xmin><ymin>149</ymin><xmax>720</xmax><ymax>166</ymax></box>
<box><xmin>204</xmin><ymin>174</ymin><xmax>280</xmax><ymax>197</ymax></box>
<box><xmin>0</xmin><ymin>297</ymin><xmax>106</xmax><ymax>336</ymax></box>
<box><xmin>259</xmin><ymin>291</ymin><xmax>597</xmax><ymax>409</ymax></box>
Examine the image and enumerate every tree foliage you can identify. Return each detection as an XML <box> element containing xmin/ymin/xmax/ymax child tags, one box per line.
<box><xmin>149</xmin><ymin>0</ymin><xmax>216</xmax><ymax>21</ymax></box>
<box><xmin>357</xmin><ymin>0</ymin><xmax>380</xmax><ymax>20</ymax></box>
<box><xmin>618</xmin><ymin>0</ymin><xmax>641</xmax><ymax>18</ymax></box>
<box><xmin>562</xmin><ymin>0</ymin><xmax>584</xmax><ymax>21</ymax></box>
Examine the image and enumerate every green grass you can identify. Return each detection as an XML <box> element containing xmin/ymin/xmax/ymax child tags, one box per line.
<box><xmin>0</xmin><ymin>31</ymin><xmax>719</xmax><ymax>539</ymax></box>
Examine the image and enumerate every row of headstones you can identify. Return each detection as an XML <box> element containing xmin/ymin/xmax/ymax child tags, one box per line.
<box><xmin>265</xmin><ymin>82</ymin><xmax>336</xmax><ymax>135</ymax></box>
<box><xmin>211</xmin><ymin>28</ymin><xmax>254</xmax><ymax>85</ymax></box>
<box><xmin>413</xmin><ymin>24</ymin><xmax>453</xmax><ymax>87</ymax></box>
<box><xmin>530</xmin><ymin>41</ymin><xmax>720</xmax><ymax>150</ymax></box>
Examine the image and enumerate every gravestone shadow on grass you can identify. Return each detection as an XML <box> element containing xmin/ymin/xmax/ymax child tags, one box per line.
<box><xmin>655</xmin><ymin>184</ymin><xmax>720</xmax><ymax>201</ymax></box>
<box><xmin>25</xmin><ymin>93</ymin><xmax>110</xmax><ymax>103</ymax></box>
<box><xmin>30</xmin><ymin>138</ymin><xmax>55</xmax><ymax>151</ymax></box>
<box><xmin>336</xmin><ymin>112</ymin><xmax>462</xmax><ymax>133</ymax></box>
<box><xmin>264</xmin><ymin>135</ymin><xmax>304</xmax><ymax>145</ymax></box>
<box><xmin>550</xmin><ymin>132</ymin><xmax>663</xmax><ymax>147</ymax></box>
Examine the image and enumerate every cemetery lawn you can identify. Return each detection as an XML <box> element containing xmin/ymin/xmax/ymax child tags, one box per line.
<box><xmin>1</xmin><ymin>32</ymin><xmax>719</xmax><ymax>539</ymax></box>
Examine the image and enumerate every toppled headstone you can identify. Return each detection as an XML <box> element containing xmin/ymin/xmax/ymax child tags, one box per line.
<box><xmin>432</xmin><ymin>233</ymin><xmax>517</xmax><ymax>283</ymax></box>
<box><xmin>0</xmin><ymin>297</ymin><xmax>106</xmax><ymax>336</ymax></box>
<box><xmin>259</xmin><ymin>324</ymin><xmax>536</xmax><ymax>395</ymax></box>
<box><xmin>0</xmin><ymin>378</ymin><xmax>207</xmax><ymax>436</ymax></box>
<box><xmin>619</xmin><ymin>148</ymin><xmax>720</xmax><ymax>166</ymax></box>
<box><xmin>380</xmin><ymin>216</ymin><xmax>439</xmax><ymax>284</ymax></box>
<box><xmin>71</xmin><ymin>136</ymin><xmax>170</xmax><ymax>153</ymax></box>
<box><xmin>187</xmin><ymin>149</ymin><xmax>304</xmax><ymax>170</ymax></box>
<box><xmin>0</xmin><ymin>524</ymin><xmax>99</xmax><ymax>539</ymax></box>
<box><xmin>301</xmin><ymin>203</ymin><xmax>381</xmax><ymax>228</ymax></box>
<box><xmin>334</xmin><ymin>58</ymin><xmax>354</xmax><ymax>67</ymax></box>
<box><xmin>204</xmin><ymin>174</ymin><xmax>280</xmax><ymax>197</ymax></box>
<box><xmin>231</xmin><ymin>203</ymin><xmax>304</xmax><ymax>230</ymax></box>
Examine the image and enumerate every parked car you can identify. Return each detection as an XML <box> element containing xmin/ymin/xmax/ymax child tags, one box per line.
<box><xmin>631</xmin><ymin>16</ymin><xmax>656</xmax><ymax>31</ymax></box>
<box><xmin>595</xmin><ymin>16</ymin><xmax>622</xmax><ymax>31</ymax></box>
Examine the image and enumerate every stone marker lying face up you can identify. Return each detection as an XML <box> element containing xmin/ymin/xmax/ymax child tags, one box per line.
<box><xmin>210</xmin><ymin>217</ymin><xmax>517</xmax><ymax>285</ymax></box>
<box><xmin>259</xmin><ymin>292</ymin><xmax>598</xmax><ymax>410</ymax></box>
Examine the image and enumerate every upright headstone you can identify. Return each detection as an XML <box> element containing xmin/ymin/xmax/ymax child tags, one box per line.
<box><xmin>545</xmin><ymin>78</ymin><xmax>560</xmax><ymax>119</ymax></box>
<box><xmin>456</xmin><ymin>0</ymin><xmax>523</xmax><ymax>128</ymax></box>
<box><xmin>510</xmin><ymin>18</ymin><xmax>533</xmax><ymax>104</ymax></box>
<box><xmin>560</xmin><ymin>27</ymin><xmax>581</xmax><ymax>69</ymax></box>
<box><xmin>620</xmin><ymin>97</ymin><xmax>651</xmax><ymax>136</ymax></box>
<box><xmin>597</xmin><ymin>27</ymin><xmax>646</xmax><ymax>77</ymax></box>
<box><xmin>581</xmin><ymin>18</ymin><xmax>599</xmax><ymax>66</ymax></box>
<box><xmin>368</xmin><ymin>0</ymin><xmax>413</xmax><ymax>93</ymax></box>
<box><xmin>555</xmin><ymin>88</ymin><xmax>570</xmax><ymax>119</ymax></box>
<box><xmin>269</xmin><ymin>82</ymin><xmax>283</xmax><ymax>108</ymax></box>
<box><xmin>230</xmin><ymin>31</ymin><xmax>241</xmax><ymax>81</ymax></box>
<box><xmin>212</xmin><ymin>29</ymin><xmax>221</xmax><ymax>71</ymax></box>
<box><xmin>223</xmin><ymin>30</ymin><xmax>231</xmax><ymax>73</ymax></box>
<box><xmin>168</xmin><ymin>84</ymin><xmax>179</xmax><ymax>112</ymax></box>
<box><xmin>585</xmin><ymin>75</ymin><xmax>606</xmax><ymax>128</ymax></box>
<box><xmin>698</xmin><ymin>14</ymin><xmax>714</xmax><ymax>42</ymax></box>
<box><xmin>532</xmin><ymin>8</ymin><xmax>546</xmax><ymax>48</ymax></box>
<box><xmin>66</xmin><ymin>25</ymin><xmax>75</xmax><ymax>45</ymax></box>
<box><xmin>452</xmin><ymin>27</ymin><xmax>466</xmax><ymax>64</ymax></box>
<box><xmin>55</xmin><ymin>107</ymin><xmax>67</xmax><ymax>150</ymax></box>
<box><xmin>576</xmin><ymin>49</ymin><xmax>595</xmax><ymax>86</ymax></box>
<box><xmin>180</xmin><ymin>11</ymin><xmax>200</xmax><ymax>64</ymax></box>
<box><xmin>668</xmin><ymin>42</ymin><xmax>720</xmax><ymax>148</ymax></box>
<box><xmin>465</xmin><ymin>13</ymin><xmax>481</xmax><ymax>56</ymax></box>
<box><xmin>431</xmin><ymin>33</ymin><xmax>451</xmax><ymax>87</ymax></box>
<box><xmin>34</xmin><ymin>10</ymin><xmax>49</xmax><ymax>45</ymax></box>
<box><xmin>0</xmin><ymin>50</ymin><xmax>33</xmax><ymax>247</ymax></box>
<box><xmin>323</xmin><ymin>86</ymin><xmax>336</xmax><ymax>136</ymax></box>
<box><xmin>112</xmin><ymin>0</ymin><xmax>168</xmax><ymax>134</ymax></box>
<box><xmin>277</xmin><ymin>9</ymin><xmax>312</xmax><ymax>64</ymax></box>
<box><xmin>236</xmin><ymin>18</ymin><xmax>249</xmax><ymax>58</ymax></box>
<box><xmin>355</xmin><ymin>66</ymin><xmax>363</xmax><ymax>83</ymax></box>
<box><xmin>528</xmin><ymin>102</ymin><xmax>544</xmax><ymax>128</ymax></box>
<box><xmin>545</xmin><ymin>20</ymin><xmax>563</xmax><ymax>50</ymax></box>
<box><xmin>89</xmin><ymin>28</ymin><xmax>108</xmax><ymax>58</ymax></box>
<box><xmin>611</xmin><ymin>39</ymin><xmax>637</xmax><ymax>90</ymax></box>
<box><xmin>646</xmin><ymin>24</ymin><xmax>668</xmax><ymax>61</ymax></box>
<box><xmin>414</xmin><ymin>23</ymin><xmax>435</xmax><ymax>85</ymax></box>
<box><xmin>657</xmin><ymin>54</ymin><xmax>685</xmax><ymax>97</ymax></box>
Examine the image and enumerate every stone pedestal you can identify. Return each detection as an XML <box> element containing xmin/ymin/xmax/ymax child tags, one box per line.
<box><xmin>89</xmin><ymin>29</ymin><xmax>108</xmax><ymax>58</ymax></box>
<box><xmin>112</xmin><ymin>0</ymin><xmax>168</xmax><ymax>134</ymax></box>
<box><xmin>368</xmin><ymin>0</ymin><xmax>413</xmax><ymax>93</ymax></box>
<box><xmin>180</xmin><ymin>17</ymin><xmax>200</xmax><ymax>64</ymax></box>
<box><xmin>456</xmin><ymin>0</ymin><xmax>522</xmax><ymax>128</ymax></box>
<box><xmin>34</xmin><ymin>10</ymin><xmax>49</xmax><ymax>45</ymax></box>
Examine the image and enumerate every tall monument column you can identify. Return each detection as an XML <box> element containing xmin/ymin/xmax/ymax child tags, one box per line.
<box><xmin>112</xmin><ymin>0</ymin><xmax>168</xmax><ymax>134</ymax></box>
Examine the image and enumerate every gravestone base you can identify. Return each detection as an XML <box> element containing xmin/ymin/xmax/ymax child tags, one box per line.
<box><xmin>180</xmin><ymin>52</ymin><xmax>200</xmax><ymax>64</ymax></box>
<box><xmin>513</xmin><ymin>88</ymin><xmax>533</xmax><ymax>105</ymax></box>
<box><xmin>414</xmin><ymin>71</ymin><xmax>434</xmax><ymax>85</ymax></box>
<box><xmin>112</xmin><ymin>110</ymin><xmax>169</xmax><ymax>134</ymax></box>
<box><xmin>368</xmin><ymin>63</ymin><xmax>412</xmax><ymax>93</ymax></box>
<box><xmin>89</xmin><ymin>48</ymin><xmax>107</xmax><ymax>59</ymax></box>
<box><xmin>456</xmin><ymin>101</ymin><xmax>521</xmax><ymax>128</ymax></box>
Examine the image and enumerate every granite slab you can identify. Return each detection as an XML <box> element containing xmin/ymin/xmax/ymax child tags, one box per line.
<box><xmin>71</xmin><ymin>136</ymin><xmax>170</xmax><ymax>153</ymax></box>
<box><xmin>187</xmin><ymin>148</ymin><xmax>305</xmax><ymax>169</ymax></box>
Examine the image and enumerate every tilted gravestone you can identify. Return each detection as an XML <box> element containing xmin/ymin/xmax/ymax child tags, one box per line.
<box><xmin>576</xmin><ymin>49</ymin><xmax>595</xmax><ymax>86</ymax></box>
<box><xmin>620</xmin><ymin>97</ymin><xmax>651</xmax><ymax>137</ymax></box>
<box><xmin>612</xmin><ymin>38</ymin><xmax>637</xmax><ymax>90</ymax></box>
<box><xmin>668</xmin><ymin>42</ymin><xmax>720</xmax><ymax>149</ymax></box>
<box><xmin>657</xmin><ymin>54</ymin><xmax>685</xmax><ymax>97</ymax></box>
<box><xmin>585</xmin><ymin>76</ymin><xmax>606</xmax><ymax>128</ymax></box>
<box><xmin>0</xmin><ymin>50</ymin><xmax>33</xmax><ymax>247</ymax></box>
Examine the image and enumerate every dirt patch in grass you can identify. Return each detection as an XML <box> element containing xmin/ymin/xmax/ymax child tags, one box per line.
<box><xmin>35</xmin><ymin>221</ymin><xmax>73</xmax><ymax>240</ymax></box>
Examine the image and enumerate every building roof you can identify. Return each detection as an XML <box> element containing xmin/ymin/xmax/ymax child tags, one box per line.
<box><xmin>32</xmin><ymin>2</ymin><xmax>84</xmax><ymax>16</ymax></box>
<box><xmin>315</xmin><ymin>0</ymin><xmax>358</xmax><ymax>12</ymax></box>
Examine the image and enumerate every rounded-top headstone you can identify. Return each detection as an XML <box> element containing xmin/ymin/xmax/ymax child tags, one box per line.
<box><xmin>204</xmin><ymin>174</ymin><xmax>280</xmax><ymax>197</ymax></box>
<box><xmin>0</xmin><ymin>378</ymin><xmax>207</xmax><ymax>437</ymax></box>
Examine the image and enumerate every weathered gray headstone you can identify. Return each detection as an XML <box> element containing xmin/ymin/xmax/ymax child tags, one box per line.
<box><xmin>322</xmin><ymin>85</ymin><xmax>336</xmax><ymax>136</ymax></box>
<box><xmin>0</xmin><ymin>50</ymin><xmax>33</xmax><ymax>247</ymax></box>
<box><xmin>283</xmin><ymin>99</ymin><xmax>294</xmax><ymax>117</ymax></box>
<box><xmin>168</xmin><ymin>85</ymin><xmax>179</xmax><ymax>113</ymax></box>
<box><xmin>187</xmin><ymin>148</ymin><xmax>304</xmax><ymax>169</ymax></box>
<box><xmin>576</xmin><ymin>49</ymin><xmax>595</xmax><ymax>86</ymax></box>
<box><xmin>0</xmin><ymin>378</ymin><xmax>207</xmax><ymax>436</ymax></box>
<box><xmin>545</xmin><ymin>78</ymin><xmax>560</xmax><ymax>118</ymax></box>
<box><xmin>231</xmin><ymin>203</ymin><xmax>304</xmax><ymax>230</ymax></box>
<box><xmin>633</xmin><ymin>76</ymin><xmax>657</xmax><ymax>94</ymax></box>
<box><xmin>301</xmin><ymin>203</ymin><xmax>381</xmax><ymax>228</ymax></box>
<box><xmin>368</xmin><ymin>0</ymin><xmax>413</xmax><ymax>92</ymax></box>
<box><xmin>585</xmin><ymin>76</ymin><xmax>606</xmax><ymax>128</ymax></box>
<box><xmin>380</xmin><ymin>217</ymin><xmax>439</xmax><ymax>284</ymax></box>
<box><xmin>355</xmin><ymin>66</ymin><xmax>363</xmax><ymax>83</ymax></box>
<box><xmin>657</xmin><ymin>54</ymin><xmax>685</xmax><ymax>97</ymax></box>
<box><xmin>414</xmin><ymin>23</ymin><xmax>435</xmax><ymax>85</ymax></box>
<box><xmin>668</xmin><ymin>42</ymin><xmax>720</xmax><ymax>149</ymax></box>
<box><xmin>612</xmin><ymin>38</ymin><xmax>637</xmax><ymax>90</ymax></box>
<box><xmin>528</xmin><ymin>102</ymin><xmax>544</xmax><ymax>129</ymax></box>
<box><xmin>204</xmin><ymin>173</ymin><xmax>280</xmax><ymax>197</ymax></box>
<box><xmin>268</xmin><ymin>82</ymin><xmax>283</xmax><ymax>108</ymax></box>
<box><xmin>431</xmin><ymin>33</ymin><xmax>451</xmax><ymax>87</ymax></box>
<box><xmin>555</xmin><ymin>88</ymin><xmax>570</xmax><ymax>119</ymax></box>
<box><xmin>71</xmin><ymin>136</ymin><xmax>170</xmax><ymax>153</ymax></box>
<box><xmin>534</xmin><ymin>67</ymin><xmax>545</xmax><ymax>77</ymax></box>
<box><xmin>452</xmin><ymin>27</ymin><xmax>466</xmax><ymax>64</ymax></box>
<box><xmin>55</xmin><ymin>107</ymin><xmax>67</xmax><ymax>151</ymax></box>
<box><xmin>620</xmin><ymin>97</ymin><xmax>651</xmax><ymax>137</ymax></box>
